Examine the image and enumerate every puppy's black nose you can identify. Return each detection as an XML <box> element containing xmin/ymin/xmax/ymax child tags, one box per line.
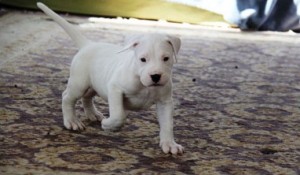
<box><xmin>151</xmin><ymin>74</ymin><xmax>161</xmax><ymax>83</ymax></box>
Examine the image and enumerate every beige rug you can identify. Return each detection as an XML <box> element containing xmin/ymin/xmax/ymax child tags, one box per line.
<box><xmin>0</xmin><ymin>11</ymin><xmax>300</xmax><ymax>175</ymax></box>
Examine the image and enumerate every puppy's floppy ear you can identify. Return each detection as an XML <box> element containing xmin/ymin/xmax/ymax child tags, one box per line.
<box><xmin>167</xmin><ymin>35</ymin><xmax>181</xmax><ymax>62</ymax></box>
<box><xmin>118</xmin><ymin>42</ymin><xmax>139</xmax><ymax>53</ymax></box>
<box><xmin>118</xmin><ymin>34</ymin><xmax>142</xmax><ymax>53</ymax></box>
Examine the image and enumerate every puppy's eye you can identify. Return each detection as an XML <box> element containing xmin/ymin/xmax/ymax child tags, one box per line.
<box><xmin>140</xmin><ymin>58</ymin><xmax>146</xmax><ymax>62</ymax></box>
<box><xmin>163</xmin><ymin>57</ymin><xmax>169</xmax><ymax>62</ymax></box>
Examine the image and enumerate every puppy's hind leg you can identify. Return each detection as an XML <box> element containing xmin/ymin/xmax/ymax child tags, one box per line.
<box><xmin>62</xmin><ymin>82</ymin><xmax>87</xmax><ymax>131</ymax></box>
<box><xmin>82</xmin><ymin>88</ymin><xmax>104</xmax><ymax>122</ymax></box>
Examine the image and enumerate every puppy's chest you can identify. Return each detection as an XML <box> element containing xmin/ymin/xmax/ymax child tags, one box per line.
<box><xmin>123</xmin><ymin>89</ymin><xmax>160</xmax><ymax>110</ymax></box>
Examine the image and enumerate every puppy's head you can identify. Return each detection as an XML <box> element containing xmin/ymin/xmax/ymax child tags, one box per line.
<box><xmin>120</xmin><ymin>34</ymin><xmax>181</xmax><ymax>87</ymax></box>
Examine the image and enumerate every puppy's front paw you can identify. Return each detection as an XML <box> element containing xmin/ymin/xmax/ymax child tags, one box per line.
<box><xmin>64</xmin><ymin>118</ymin><xmax>85</xmax><ymax>130</ymax></box>
<box><xmin>160</xmin><ymin>141</ymin><xmax>184</xmax><ymax>155</ymax></box>
<box><xmin>101</xmin><ymin>118</ymin><xmax>124</xmax><ymax>131</ymax></box>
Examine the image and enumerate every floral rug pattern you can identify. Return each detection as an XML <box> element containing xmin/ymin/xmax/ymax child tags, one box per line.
<box><xmin>0</xmin><ymin>12</ymin><xmax>300</xmax><ymax>175</ymax></box>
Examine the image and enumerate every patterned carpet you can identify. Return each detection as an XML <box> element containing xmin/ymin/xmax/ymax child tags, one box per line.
<box><xmin>1</xmin><ymin>11</ymin><xmax>300</xmax><ymax>175</ymax></box>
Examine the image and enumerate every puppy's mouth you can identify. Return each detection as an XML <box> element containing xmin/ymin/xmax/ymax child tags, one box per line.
<box><xmin>149</xmin><ymin>83</ymin><xmax>163</xmax><ymax>87</ymax></box>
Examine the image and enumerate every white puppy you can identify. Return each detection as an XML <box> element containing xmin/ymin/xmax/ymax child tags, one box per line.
<box><xmin>37</xmin><ymin>2</ymin><xmax>183</xmax><ymax>154</ymax></box>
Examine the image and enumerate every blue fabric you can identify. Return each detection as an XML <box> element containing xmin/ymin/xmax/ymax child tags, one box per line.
<box><xmin>233</xmin><ymin>0</ymin><xmax>300</xmax><ymax>31</ymax></box>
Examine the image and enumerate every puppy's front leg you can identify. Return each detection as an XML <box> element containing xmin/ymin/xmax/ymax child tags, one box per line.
<box><xmin>101</xmin><ymin>85</ymin><xmax>126</xmax><ymax>131</ymax></box>
<box><xmin>157</xmin><ymin>99</ymin><xmax>184</xmax><ymax>155</ymax></box>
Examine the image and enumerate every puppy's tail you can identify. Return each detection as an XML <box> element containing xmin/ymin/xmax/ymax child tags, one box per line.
<box><xmin>37</xmin><ymin>2</ymin><xmax>90</xmax><ymax>48</ymax></box>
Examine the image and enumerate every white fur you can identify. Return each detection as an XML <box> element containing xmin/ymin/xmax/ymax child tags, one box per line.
<box><xmin>37</xmin><ymin>2</ymin><xmax>183</xmax><ymax>155</ymax></box>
